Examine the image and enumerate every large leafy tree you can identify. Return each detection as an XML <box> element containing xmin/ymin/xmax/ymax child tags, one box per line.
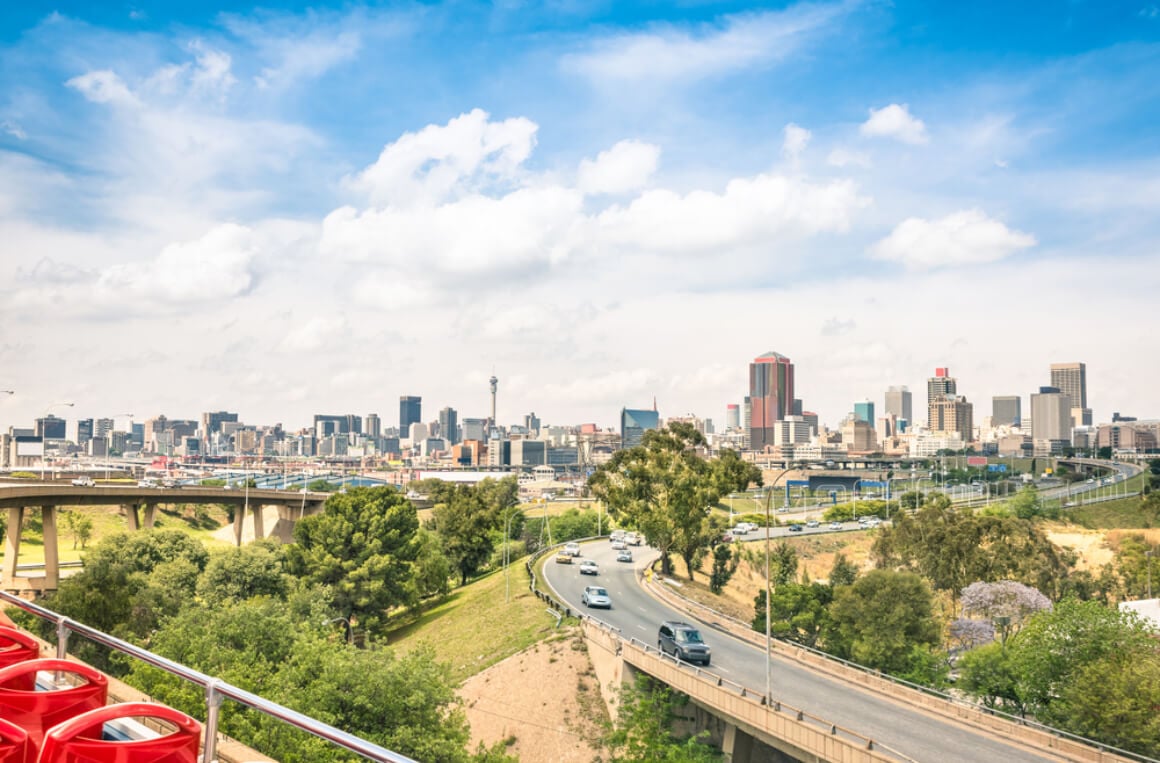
<box><xmin>197</xmin><ymin>540</ymin><xmax>289</xmax><ymax>606</ymax></box>
<box><xmin>589</xmin><ymin>424</ymin><xmax>760</xmax><ymax>576</ymax></box>
<box><xmin>604</xmin><ymin>676</ymin><xmax>723</xmax><ymax>763</ymax></box>
<box><xmin>285</xmin><ymin>487</ymin><xmax>420</xmax><ymax>631</ymax></box>
<box><xmin>427</xmin><ymin>477</ymin><xmax>518</xmax><ymax>586</ymax></box>
<box><xmin>824</xmin><ymin>569</ymin><xmax>944</xmax><ymax>682</ymax></box>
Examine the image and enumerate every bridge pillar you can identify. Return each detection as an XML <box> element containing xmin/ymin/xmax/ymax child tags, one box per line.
<box><xmin>3</xmin><ymin>507</ymin><xmax>24</xmax><ymax>588</ymax></box>
<box><xmin>41</xmin><ymin>506</ymin><xmax>59</xmax><ymax>590</ymax></box>
<box><xmin>124</xmin><ymin>503</ymin><xmax>139</xmax><ymax>531</ymax></box>
<box><xmin>253</xmin><ymin>504</ymin><xmax>265</xmax><ymax>540</ymax></box>
<box><xmin>722</xmin><ymin>723</ymin><xmax>755</xmax><ymax>763</ymax></box>
<box><xmin>233</xmin><ymin>502</ymin><xmax>246</xmax><ymax>546</ymax></box>
<box><xmin>142</xmin><ymin>503</ymin><xmax>157</xmax><ymax>529</ymax></box>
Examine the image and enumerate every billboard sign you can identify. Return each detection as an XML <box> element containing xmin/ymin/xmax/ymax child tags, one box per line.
<box><xmin>967</xmin><ymin>456</ymin><xmax>988</xmax><ymax>467</ymax></box>
<box><xmin>987</xmin><ymin>464</ymin><xmax>1008</xmax><ymax>473</ymax></box>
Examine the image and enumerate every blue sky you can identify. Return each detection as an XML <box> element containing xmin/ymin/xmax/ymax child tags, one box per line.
<box><xmin>1</xmin><ymin>1</ymin><xmax>1158</xmax><ymax>432</ymax></box>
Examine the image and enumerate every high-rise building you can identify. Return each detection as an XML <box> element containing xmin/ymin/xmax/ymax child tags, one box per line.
<box><xmin>841</xmin><ymin>416</ymin><xmax>876</xmax><ymax>451</ymax></box>
<box><xmin>524</xmin><ymin>412</ymin><xmax>540</xmax><ymax>436</ymax></box>
<box><xmin>853</xmin><ymin>400</ymin><xmax>875</xmax><ymax>424</ymax></box>
<box><xmin>725</xmin><ymin>404</ymin><xmax>740</xmax><ymax>431</ymax></box>
<box><xmin>792</xmin><ymin>399</ymin><xmax>803</xmax><ymax>416</ymax></box>
<box><xmin>748</xmin><ymin>351</ymin><xmax>795</xmax><ymax>450</ymax></box>
<box><xmin>773</xmin><ymin>416</ymin><xmax>812</xmax><ymax>445</ymax></box>
<box><xmin>399</xmin><ymin>396</ymin><xmax>422</xmax><ymax>438</ymax></box>
<box><xmin>462</xmin><ymin>418</ymin><xmax>488</xmax><ymax>442</ymax></box>
<box><xmin>35</xmin><ymin>416</ymin><xmax>67</xmax><ymax>440</ymax></box>
<box><xmin>365</xmin><ymin>413</ymin><xmax>381</xmax><ymax>439</ymax></box>
<box><xmin>202</xmin><ymin>411</ymin><xmax>239</xmax><ymax>438</ymax></box>
<box><xmin>742</xmin><ymin>397</ymin><xmax>752</xmax><ymax>448</ymax></box>
<box><xmin>929</xmin><ymin>396</ymin><xmax>974</xmax><ymax>441</ymax></box>
<box><xmin>1030</xmin><ymin>386</ymin><xmax>1072</xmax><ymax>446</ymax></box>
<box><xmin>884</xmin><ymin>386</ymin><xmax>912</xmax><ymax>423</ymax></box>
<box><xmin>927</xmin><ymin>367</ymin><xmax>958</xmax><ymax>428</ymax></box>
<box><xmin>489</xmin><ymin>376</ymin><xmax>498</xmax><ymax>424</ymax></box>
<box><xmin>344</xmin><ymin>414</ymin><xmax>362</xmax><ymax>435</ymax></box>
<box><xmin>621</xmin><ymin>408</ymin><xmax>660</xmax><ymax>449</ymax></box>
<box><xmin>95</xmin><ymin>418</ymin><xmax>115</xmax><ymax>438</ymax></box>
<box><xmin>1050</xmin><ymin>362</ymin><xmax>1090</xmax><ymax>427</ymax></box>
<box><xmin>439</xmin><ymin>407</ymin><xmax>459</xmax><ymax>445</ymax></box>
<box><xmin>992</xmin><ymin>396</ymin><xmax>1022</xmax><ymax>427</ymax></box>
<box><xmin>76</xmin><ymin>419</ymin><xmax>93</xmax><ymax>445</ymax></box>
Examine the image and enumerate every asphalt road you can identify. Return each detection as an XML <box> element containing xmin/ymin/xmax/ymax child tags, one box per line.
<box><xmin>543</xmin><ymin>540</ymin><xmax>1058</xmax><ymax>763</ymax></box>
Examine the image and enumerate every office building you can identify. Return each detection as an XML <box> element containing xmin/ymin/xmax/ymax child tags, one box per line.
<box><xmin>748</xmin><ymin>351</ymin><xmax>795</xmax><ymax>450</ymax></box>
<box><xmin>510</xmin><ymin>439</ymin><xmax>546</xmax><ymax>467</ymax></box>
<box><xmin>365</xmin><ymin>413</ymin><xmax>381</xmax><ymax>440</ymax></box>
<box><xmin>35</xmin><ymin>416</ymin><xmax>67</xmax><ymax>440</ymax></box>
<box><xmin>725</xmin><ymin>404</ymin><xmax>740</xmax><ymax>430</ymax></box>
<box><xmin>439</xmin><ymin>407</ymin><xmax>459</xmax><ymax>445</ymax></box>
<box><xmin>742</xmin><ymin>397</ymin><xmax>752</xmax><ymax>448</ymax></box>
<box><xmin>95</xmin><ymin>418</ymin><xmax>115</xmax><ymax>438</ymax></box>
<box><xmin>853</xmin><ymin>400</ymin><xmax>874</xmax><ymax>424</ymax></box>
<box><xmin>1051</xmin><ymin>362</ymin><xmax>1090</xmax><ymax>427</ymax></box>
<box><xmin>524</xmin><ymin>412</ymin><xmax>541</xmax><ymax>436</ymax></box>
<box><xmin>992</xmin><ymin>396</ymin><xmax>1022</xmax><ymax>427</ymax></box>
<box><xmin>399</xmin><ymin>396</ymin><xmax>422</xmax><ymax>439</ymax></box>
<box><xmin>202</xmin><ymin>411</ymin><xmax>239</xmax><ymax>439</ymax></box>
<box><xmin>885</xmin><ymin>386</ymin><xmax>912</xmax><ymax>424</ymax></box>
<box><xmin>773</xmin><ymin>416</ymin><xmax>812</xmax><ymax>445</ymax></box>
<box><xmin>841</xmin><ymin>416</ymin><xmax>876</xmax><ymax>451</ymax></box>
<box><xmin>1031</xmin><ymin>386</ymin><xmax>1072</xmax><ymax>447</ymax></box>
<box><xmin>926</xmin><ymin>368</ymin><xmax>958</xmax><ymax>428</ymax></box>
<box><xmin>929</xmin><ymin>396</ymin><xmax>974</xmax><ymax>442</ymax></box>
<box><xmin>621</xmin><ymin>408</ymin><xmax>660</xmax><ymax>449</ymax></box>
<box><xmin>76</xmin><ymin>419</ymin><xmax>93</xmax><ymax>445</ymax></box>
<box><xmin>462</xmin><ymin>418</ymin><xmax>488</xmax><ymax>442</ymax></box>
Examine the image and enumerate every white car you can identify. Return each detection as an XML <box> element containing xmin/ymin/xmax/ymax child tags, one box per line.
<box><xmin>731</xmin><ymin>524</ymin><xmax>750</xmax><ymax>535</ymax></box>
<box><xmin>581</xmin><ymin>585</ymin><xmax>611</xmax><ymax>608</ymax></box>
<box><xmin>564</xmin><ymin>542</ymin><xmax>581</xmax><ymax>557</ymax></box>
<box><xmin>610</xmin><ymin>539</ymin><xmax>627</xmax><ymax>550</ymax></box>
<box><xmin>579</xmin><ymin>560</ymin><xmax>599</xmax><ymax>576</ymax></box>
<box><xmin>71</xmin><ymin>477</ymin><xmax>95</xmax><ymax>487</ymax></box>
<box><xmin>829</xmin><ymin>521</ymin><xmax>843</xmax><ymax>530</ymax></box>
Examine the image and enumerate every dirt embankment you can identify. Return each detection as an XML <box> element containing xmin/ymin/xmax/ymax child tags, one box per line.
<box><xmin>459</xmin><ymin>629</ymin><xmax>608</xmax><ymax>763</ymax></box>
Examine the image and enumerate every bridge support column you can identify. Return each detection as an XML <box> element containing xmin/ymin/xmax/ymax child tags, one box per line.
<box><xmin>252</xmin><ymin>504</ymin><xmax>265</xmax><ymax>540</ymax></box>
<box><xmin>142</xmin><ymin>503</ymin><xmax>156</xmax><ymax>529</ymax></box>
<box><xmin>3</xmin><ymin>507</ymin><xmax>24</xmax><ymax>588</ymax></box>
<box><xmin>233</xmin><ymin>502</ymin><xmax>247</xmax><ymax>546</ymax></box>
<box><xmin>722</xmin><ymin>723</ymin><xmax>755</xmax><ymax>763</ymax></box>
<box><xmin>42</xmin><ymin>506</ymin><xmax>59</xmax><ymax>590</ymax></box>
<box><xmin>125</xmin><ymin>503</ymin><xmax>139</xmax><ymax>531</ymax></box>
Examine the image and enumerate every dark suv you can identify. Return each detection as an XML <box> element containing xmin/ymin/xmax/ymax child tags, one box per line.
<box><xmin>657</xmin><ymin>621</ymin><xmax>711</xmax><ymax>666</ymax></box>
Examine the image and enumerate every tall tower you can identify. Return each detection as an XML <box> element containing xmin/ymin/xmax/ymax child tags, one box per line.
<box><xmin>884</xmin><ymin>386</ymin><xmax>912</xmax><ymax>424</ymax></box>
<box><xmin>1050</xmin><ymin>362</ymin><xmax>1090</xmax><ymax>427</ymax></box>
<box><xmin>927</xmin><ymin>368</ymin><xmax>957</xmax><ymax>428</ymax></box>
<box><xmin>489</xmin><ymin>375</ymin><xmax>498</xmax><ymax>424</ymax></box>
<box><xmin>748</xmin><ymin>351</ymin><xmax>795</xmax><ymax>450</ymax></box>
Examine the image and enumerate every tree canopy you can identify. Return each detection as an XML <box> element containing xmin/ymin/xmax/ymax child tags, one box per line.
<box><xmin>588</xmin><ymin>423</ymin><xmax>760</xmax><ymax>575</ymax></box>
<box><xmin>426</xmin><ymin>476</ymin><xmax>519</xmax><ymax>586</ymax></box>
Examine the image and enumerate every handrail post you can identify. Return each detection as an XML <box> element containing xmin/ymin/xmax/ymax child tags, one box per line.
<box><xmin>55</xmin><ymin>616</ymin><xmax>70</xmax><ymax>659</ymax></box>
<box><xmin>203</xmin><ymin>678</ymin><xmax>223</xmax><ymax>763</ymax></box>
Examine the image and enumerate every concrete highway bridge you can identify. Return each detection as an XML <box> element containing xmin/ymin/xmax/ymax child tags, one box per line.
<box><xmin>0</xmin><ymin>484</ymin><xmax>329</xmax><ymax>592</ymax></box>
<box><xmin>539</xmin><ymin>541</ymin><xmax>1145</xmax><ymax>763</ymax></box>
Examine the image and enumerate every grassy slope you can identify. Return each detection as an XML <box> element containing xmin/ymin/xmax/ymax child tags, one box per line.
<box><xmin>386</xmin><ymin>557</ymin><xmax>564</xmax><ymax>683</ymax></box>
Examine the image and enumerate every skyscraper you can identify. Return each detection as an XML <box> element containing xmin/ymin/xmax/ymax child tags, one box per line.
<box><xmin>725</xmin><ymin>404</ymin><xmax>740</xmax><ymax>431</ymax></box>
<box><xmin>76</xmin><ymin>418</ymin><xmax>93</xmax><ymax>445</ymax></box>
<box><xmin>365</xmin><ymin>413</ymin><xmax>381</xmax><ymax>439</ymax></box>
<box><xmin>992</xmin><ymin>396</ymin><xmax>1022</xmax><ymax>427</ymax></box>
<box><xmin>621</xmin><ymin>408</ymin><xmax>660</xmax><ymax>449</ymax></box>
<box><xmin>399</xmin><ymin>396</ymin><xmax>422</xmax><ymax>438</ymax></box>
<box><xmin>853</xmin><ymin>400</ymin><xmax>875</xmax><ymax>424</ymax></box>
<box><xmin>489</xmin><ymin>375</ymin><xmax>498</xmax><ymax>424</ymax></box>
<box><xmin>1050</xmin><ymin>362</ymin><xmax>1091</xmax><ymax>426</ymax></box>
<box><xmin>929</xmin><ymin>396</ymin><xmax>974</xmax><ymax>441</ymax></box>
<box><xmin>748</xmin><ymin>351</ymin><xmax>795</xmax><ymax>450</ymax></box>
<box><xmin>439</xmin><ymin>407</ymin><xmax>459</xmax><ymax>445</ymax></box>
<box><xmin>884</xmin><ymin>386</ymin><xmax>912</xmax><ymax>423</ymax></box>
<box><xmin>35</xmin><ymin>416</ymin><xmax>67</xmax><ymax>440</ymax></box>
<box><xmin>927</xmin><ymin>368</ymin><xmax>958</xmax><ymax>428</ymax></box>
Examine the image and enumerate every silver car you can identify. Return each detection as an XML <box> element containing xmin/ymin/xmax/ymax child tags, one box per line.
<box><xmin>581</xmin><ymin>585</ymin><xmax>611</xmax><ymax>608</ymax></box>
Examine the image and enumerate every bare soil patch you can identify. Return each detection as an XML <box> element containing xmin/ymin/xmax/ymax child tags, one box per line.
<box><xmin>459</xmin><ymin>628</ymin><xmax>607</xmax><ymax>763</ymax></box>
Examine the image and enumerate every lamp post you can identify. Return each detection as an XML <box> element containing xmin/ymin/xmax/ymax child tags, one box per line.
<box><xmin>763</xmin><ymin>467</ymin><xmax>792</xmax><ymax>704</ymax></box>
<box><xmin>40</xmin><ymin>402</ymin><xmax>74</xmax><ymax>481</ymax></box>
<box><xmin>324</xmin><ymin>616</ymin><xmax>354</xmax><ymax>645</ymax></box>
<box><xmin>504</xmin><ymin>506</ymin><xmax>520</xmax><ymax>603</ymax></box>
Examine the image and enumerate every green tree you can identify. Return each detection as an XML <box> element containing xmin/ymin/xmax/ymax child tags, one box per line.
<box><xmin>589</xmin><ymin>424</ymin><xmax>760</xmax><ymax>576</ymax></box>
<box><xmin>771</xmin><ymin>540</ymin><xmax>798</xmax><ymax>586</ymax></box>
<box><xmin>1006</xmin><ymin>486</ymin><xmax>1044</xmax><ymax>520</ymax></box>
<box><xmin>521</xmin><ymin>507</ymin><xmax>600</xmax><ymax>551</ymax></box>
<box><xmin>708</xmin><ymin>543</ymin><xmax>735</xmax><ymax>594</ymax></box>
<box><xmin>197</xmin><ymin>540</ymin><xmax>289</xmax><ymax>606</ymax></box>
<box><xmin>428</xmin><ymin>478</ymin><xmax>517</xmax><ymax>586</ymax></box>
<box><xmin>411</xmin><ymin>527</ymin><xmax>453</xmax><ymax>599</ymax></box>
<box><xmin>1007</xmin><ymin>598</ymin><xmax>1155</xmax><ymax>726</ymax></box>
<box><xmin>307</xmin><ymin>479</ymin><xmax>339</xmax><ymax>492</ymax></box>
<box><xmin>957</xmin><ymin>642</ymin><xmax>1023</xmax><ymax>714</ymax></box>
<box><xmin>753</xmin><ymin>583</ymin><xmax>832</xmax><ymax>647</ymax></box>
<box><xmin>285</xmin><ymin>487</ymin><xmax>420</xmax><ymax>631</ymax></box>
<box><xmin>824</xmin><ymin>569</ymin><xmax>943</xmax><ymax>682</ymax></box>
<box><xmin>605</xmin><ymin>676</ymin><xmax>723</xmax><ymax>763</ymax></box>
<box><xmin>828</xmin><ymin>553</ymin><xmax>859</xmax><ymax>587</ymax></box>
<box><xmin>1054</xmin><ymin>654</ymin><xmax>1160</xmax><ymax>757</ymax></box>
<box><xmin>63</xmin><ymin>511</ymin><xmax>94</xmax><ymax>550</ymax></box>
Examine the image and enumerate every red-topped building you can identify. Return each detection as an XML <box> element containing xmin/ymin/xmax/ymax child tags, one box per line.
<box><xmin>748</xmin><ymin>351</ymin><xmax>795</xmax><ymax>450</ymax></box>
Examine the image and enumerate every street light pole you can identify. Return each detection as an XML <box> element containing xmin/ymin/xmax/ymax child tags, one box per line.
<box><xmin>504</xmin><ymin>507</ymin><xmax>519</xmax><ymax>603</ymax></box>
<box><xmin>763</xmin><ymin>466</ymin><xmax>792</xmax><ymax>704</ymax></box>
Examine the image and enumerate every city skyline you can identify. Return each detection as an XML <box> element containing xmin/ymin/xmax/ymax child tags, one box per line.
<box><xmin>1</xmin><ymin>2</ymin><xmax>1157</xmax><ymax>430</ymax></box>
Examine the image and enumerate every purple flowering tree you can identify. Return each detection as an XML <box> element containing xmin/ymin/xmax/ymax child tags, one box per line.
<box><xmin>960</xmin><ymin>580</ymin><xmax>1052</xmax><ymax>634</ymax></box>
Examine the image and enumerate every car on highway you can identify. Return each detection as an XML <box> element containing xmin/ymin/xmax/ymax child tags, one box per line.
<box><xmin>806</xmin><ymin>520</ymin><xmax>819</xmax><ymax>528</ymax></box>
<box><xmin>731</xmin><ymin>524</ymin><xmax>749</xmax><ymax>535</ymax></box>
<box><xmin>626</xmin><ymin>532</ymin><xmax>642</xmax><ymax>546</ymax></box>
<box><xmin>610</xmin><ymin>539</ymin><xmax>627</xmax><ymax>550</ymax></box>
<box><xmin>610</xmin><ymin>530</ymin><xmax>625</xmax><ymax>544</ymax></box>
<box><xmin>579</xmin><ymin>560</ymin><xmax>599</xmax><ymax>575</ymax></box>
<box><xmin>829</xmin><ymin>521</ymin><xmax>843</xmax><ymax>530</ymax></box>
<box><xmin>616</xmin><ymin>549</ymin><xmax>633</xmax><ymax>563</ymax></box>
<box><xmin>788</xmin><ymin>524</ymin><xmax>804</xmax><ymax>533</ymax></box>
<box><xmin>581</xmin><ymin>586</ymin><xmax>611</xmax><ymax>608</ymax></box>
<box><xmin>137</xmin><ymin>479</ymin><xmax>157</xmax><ymax>488</ymax></box>
<box><xmin>71</xmin><ymin>477</ymin><xmax>95</xmax><ymax>487</ymax></box>
<box><xmin>658</xmin><ymin>621</ymin><xmax>710</xmax><ymax>666</ymax></box>
<box><xmin>563</xmin><ymin>542</ymin><xmax>581</xmax><ymax>557</ymax></box>
<box><xmin>555</xmin><ymin>551</ymin><xmax>573</xmax><ymax>564</ymax></box>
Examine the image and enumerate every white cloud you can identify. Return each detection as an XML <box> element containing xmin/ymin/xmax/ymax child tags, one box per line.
<box><xmin>279</xmin><ymin>315</ymin><xmax>349</xmax><ymax>352</ymax></box>
<box><xmin>782</xmin><ymin>123</ymin><xmax>811</xmax><ymax>160</ymax></box>
<box><xmin>826</xmin><ymin>148</ymin><xmax>871</xmax><ymax>168</ymax></box>
<box><xmin>869</xmin><ymin>209</ymin><xmax>1036</xmax><ymax>270</ymax></box>
<box><xmin>561</xmin><ymin>4</ymin><xmax>848</xmax><ymax>83</ymax></box>
<box><xmin>860</xmin><ymin>103</ymin><xmax>928</xmax><ymax>145</ymax></box>
<box><xmin>66</xmin><ymin>70</ymin><xmax>140</xmax><ymax>107</ymax></box>
<box><xmin>597</xmin><ymin>174</ymin><xmax>868</xmax><ymax>254</ymax></box>
<box><xmin>347</xmin><ymin>109</ymin><xmax>538</xmax><ymax>207</ymax></box>
<box><xmin>1</xmin><ymin>121</ymin><xmax>26</xmax><ymax>140</ymax></box>
<box><xmin>577</xmin><ymin>139</ymin><xmax>660</xmax><ymax>194</ymax></box>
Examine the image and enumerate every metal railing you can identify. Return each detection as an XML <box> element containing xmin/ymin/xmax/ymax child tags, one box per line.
<box><xmin>0</xmin><ymin>591</ymin><xmax>416</xmax><ymax>763</ymax></box>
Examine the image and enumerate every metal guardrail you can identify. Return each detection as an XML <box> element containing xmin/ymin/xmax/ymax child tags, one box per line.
<box><xmin>644</xmin><ymin>571</ymin><xmax>1160</xmax><ymax>763</ymax></box>
<box><xmin>0</xmin><ymin>591</ymin><xmax>417</xmax><ymax>763</ymax></box>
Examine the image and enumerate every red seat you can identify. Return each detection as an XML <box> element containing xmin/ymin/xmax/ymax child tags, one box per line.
<box><xmin>37</xmin><ymin>703</ymin><xmax>200</xmax><ymax>763</ymax></box>
<box><xmin>0</xmin><ymin>660</ymin><xmax>108</xmax><ymax>751</ymax></box>
<box><xmin>0</xmin><ymin>630</ymin><xmax>40</xmax><ymax>672</ymax></box>
<box><xmin>0</xmin><ymin>717</ymin><xmax>30</xmax><ymax>763</ymax></box>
